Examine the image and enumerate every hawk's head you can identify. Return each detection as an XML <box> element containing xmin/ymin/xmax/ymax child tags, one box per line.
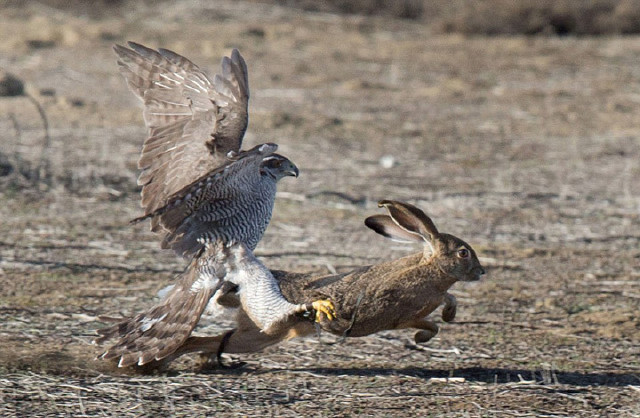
<box><xmin>260</xmin><ymin>154</ymin><xmax>299</xmax><ymax>180</ymax></box>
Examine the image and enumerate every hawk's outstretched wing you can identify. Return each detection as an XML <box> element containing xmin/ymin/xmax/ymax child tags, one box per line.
<box><xmin>116</xmin><ymin>43</ymin><xmax>298</xmax><ymax>258</ymax></box>
<box><xmin>114</xmin><ymin>42</ymin><xmax>249</xmax><ymax>219</ymax></box>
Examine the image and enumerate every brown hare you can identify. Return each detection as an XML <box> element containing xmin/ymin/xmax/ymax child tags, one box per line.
<box><xmin>157</xmin><ymin>200</ymin><xmax>485</xmax><ymax>367</ymax></box>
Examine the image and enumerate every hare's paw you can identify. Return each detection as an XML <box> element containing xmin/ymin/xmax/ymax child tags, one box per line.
<box><xmin>412</xmin><ymin>319</ymin><xmax>439</xmax><ymax>344</ymax></box>
<box><xmin>312</xmin><ymin>299</ymin><xmax>336</xmax><ymax>322</ymax></box>
<box><xmin>442</xmin><ymin>304</ymin><xmax>456</xmax><ymax>322</ymax></box>
<box><xmin>415</xmin><ymin>328</ymin><xmax>438</xmax><ymax>344</ymax></box>
<box><xmin>442</xmin><ymin>293</ymin><xmax>457</xmax><ymax>323</ymax></box>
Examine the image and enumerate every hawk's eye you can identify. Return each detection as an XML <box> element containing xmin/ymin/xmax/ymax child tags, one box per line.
<box><xmin>274</xmin><ymin>160</ymin><xmax>282</xmax><ymax>167</ymax></box>
<box><xmin>457</xmin><ymin>248</ymin><xmax>470</xmax><ymax>258</ymax></box>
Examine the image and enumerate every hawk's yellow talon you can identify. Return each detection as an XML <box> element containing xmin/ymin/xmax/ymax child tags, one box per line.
<box><xmin>311</xmin><ymin>299</ymin><xmax>336</xmax><ymax>322</ymax></box>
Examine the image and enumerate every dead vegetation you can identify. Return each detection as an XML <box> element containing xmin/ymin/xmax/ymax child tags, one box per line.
<box><xmin>2</xmin><ymin>367</ymin><xmax>639</xmax><ymax>416</ymax></box>
<box><xmin>256</xmin><ymin>0</ymin><xmax>640</xmax><ymax>35</ymax></box>
<box><xmin>0</xmin><ymin>0</ymin><xmax>639</xmax><ymax>416</ymax></box>
<box><xmin>438</xmin><ymin>0</ymin><xmax>640</xmax><ymax>35</ymax></box>
<box><xmin>29</xmin><ymin>0</ymin><xmax>640</xmax><ymax>34</ymax></box>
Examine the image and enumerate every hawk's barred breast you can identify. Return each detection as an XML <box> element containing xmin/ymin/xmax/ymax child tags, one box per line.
<box><xmin>158</xmin><ymin>149</ymin><xmax>282</xmax><ymax>257</ymax></box>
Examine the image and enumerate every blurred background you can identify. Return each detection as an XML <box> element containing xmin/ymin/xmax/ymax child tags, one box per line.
<box><xmin>0</xmin><ymin>1</ymin><xmax>638</xmax><ymax>416</ymax></box>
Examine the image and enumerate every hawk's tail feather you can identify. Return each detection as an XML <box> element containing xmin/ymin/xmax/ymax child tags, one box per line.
<box><xmin>95</xmin><ymin>275</ymin><xmax>216</xmax><ymax>368</ymax></box>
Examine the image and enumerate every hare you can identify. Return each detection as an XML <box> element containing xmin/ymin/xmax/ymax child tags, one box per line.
<box><xmin>147</xmin><ymin>200</ymin><xmax>485</xmax><ymax>367</ymax></box>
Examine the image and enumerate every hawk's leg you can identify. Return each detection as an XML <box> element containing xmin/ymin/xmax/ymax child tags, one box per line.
<box><xmin>298</xmin><ymin>299</ymin><xmax>336</xmax><ymax>322</ymax></box>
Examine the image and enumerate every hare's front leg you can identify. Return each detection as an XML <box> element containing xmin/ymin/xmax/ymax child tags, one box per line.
<box><xmin>442</xmin><ymin>293</ymin><xmax>457</xmax><ymax>323</ymax></box>
<box><xmin>400</xmin><ymin>318</ymin><xmax>440</xmax><ymax>344</ymax></box>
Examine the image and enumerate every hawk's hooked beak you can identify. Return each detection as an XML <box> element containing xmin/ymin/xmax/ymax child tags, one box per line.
<box><xmin>286</xmin><ymin>164</ymin><xmax>299</xmax><ymax>178</ymax></box>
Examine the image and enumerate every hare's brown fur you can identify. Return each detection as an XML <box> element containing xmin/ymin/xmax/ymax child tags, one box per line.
<box><xmin>151</xmin><ymin>200</ymin><xmax>484</xmax><ymax>368</ymax></box>
<box><xmin>274</xmin><ymin>252</ymin><xmax>454</xmax><ymax>338</ymax></box>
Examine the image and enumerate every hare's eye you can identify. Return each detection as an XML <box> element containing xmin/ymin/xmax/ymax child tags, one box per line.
<box><xmin>457</xmin><ymin>248</ymin><xmax>470</xmax><ymax>258</ymax></box>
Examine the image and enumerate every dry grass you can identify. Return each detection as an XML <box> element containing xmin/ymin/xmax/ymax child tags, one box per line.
<box><xmin>2</xmin><ymin>367</ymin><xmax>639</xmax><ymax>416</ymax></box>
<box><xmin>1</xmin><ymin>0</ymin><xmax>639</xmax><ymax>416</ymax></box>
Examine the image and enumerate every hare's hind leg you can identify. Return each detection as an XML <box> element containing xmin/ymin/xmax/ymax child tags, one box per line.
<box><xmin>155</xmin><ymin>333</ymin><xmax>229</xmax><ymax>367</ymax></box>
<box><xmin>220</xmin><ymin>309</ymin><xmax>312</xmax><ymax>354</ymax></box>
<box><xmin>194</xmin><ymin>310</ymin><xmax>298</xmax><ymax>361</ymax></box>
<box><xmin>172</xmin><ymin>311</ymin><xmax>314</xmax><ymax>368</ymax></box>
<box><xmin>168</xmin><ymin>326</ymin><xmax>287</xmax><ymax>370</ymax></box>
<box><xmin>161</xmin><ymin>311</ymin><xmax>284</xmax><ymax>368</ymax></box>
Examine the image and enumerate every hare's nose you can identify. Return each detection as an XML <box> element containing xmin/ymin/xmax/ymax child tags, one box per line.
<box><xmin>473</xmin><ymin>266</ymin><xmax>485</xmax><ymax>276</ymax></box>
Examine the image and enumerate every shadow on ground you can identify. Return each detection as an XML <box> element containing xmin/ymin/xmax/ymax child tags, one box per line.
<box><xmin>268</xmin><ymin>366</ymin><xmax>640</xmax><ymax>387</ymax></box>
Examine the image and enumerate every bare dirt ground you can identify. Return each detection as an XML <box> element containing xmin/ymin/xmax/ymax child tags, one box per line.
<box><xmin>1</xmin><ymin>1</ymin><xmax>639</xmax><ymax>416</ymax></box>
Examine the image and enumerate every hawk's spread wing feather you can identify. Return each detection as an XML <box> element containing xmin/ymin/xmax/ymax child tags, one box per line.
<box><xmin>114</xmin><ymin>42</ymin><xmax>249</xmax><ymax>217</ymax></box>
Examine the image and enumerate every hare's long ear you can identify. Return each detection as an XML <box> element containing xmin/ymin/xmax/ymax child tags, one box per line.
<box><xmin>377</xmin><ymin>200</ymin><xmax>439</xmax><ymax>243</ymax></box>
<box><xmin>365</xmin><ymin>215</ymin><xmax>424</xmax><ymax>243</ymax></box>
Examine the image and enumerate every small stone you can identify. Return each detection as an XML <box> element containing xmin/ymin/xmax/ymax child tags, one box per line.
<box><xmin>27</xmin><ymin>39</ymin><xmax>56</xmax><ymax>49</ymax></box>
<box><xmin>0</xmin><ymin>153</ymin><xmax>13</xmax><ymax>177</ymax></box>
<box><xmin>243</xmin><ymin>27</ymin><xmax>265</xmax><ymax>38</ymax></box>
<box><xmin>379</xmin><ymin>155</ymin><xmax>396</xmax><ymax>169</ymax></box>
<box><xmin>0</xmin><ymin>71</ymin><xmax>25</xmax><ymax>97</ymax></box>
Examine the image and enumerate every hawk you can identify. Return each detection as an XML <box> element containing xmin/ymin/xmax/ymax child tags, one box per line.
<box><xmin>113</xmin><ymin>42</ymin><xmax>296</xmax><ymax>258</ymax></box>
<box><xmin>95</xmin><ymin>44</ymin><xmax>336</xmax><ymax>367</ymax></box>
